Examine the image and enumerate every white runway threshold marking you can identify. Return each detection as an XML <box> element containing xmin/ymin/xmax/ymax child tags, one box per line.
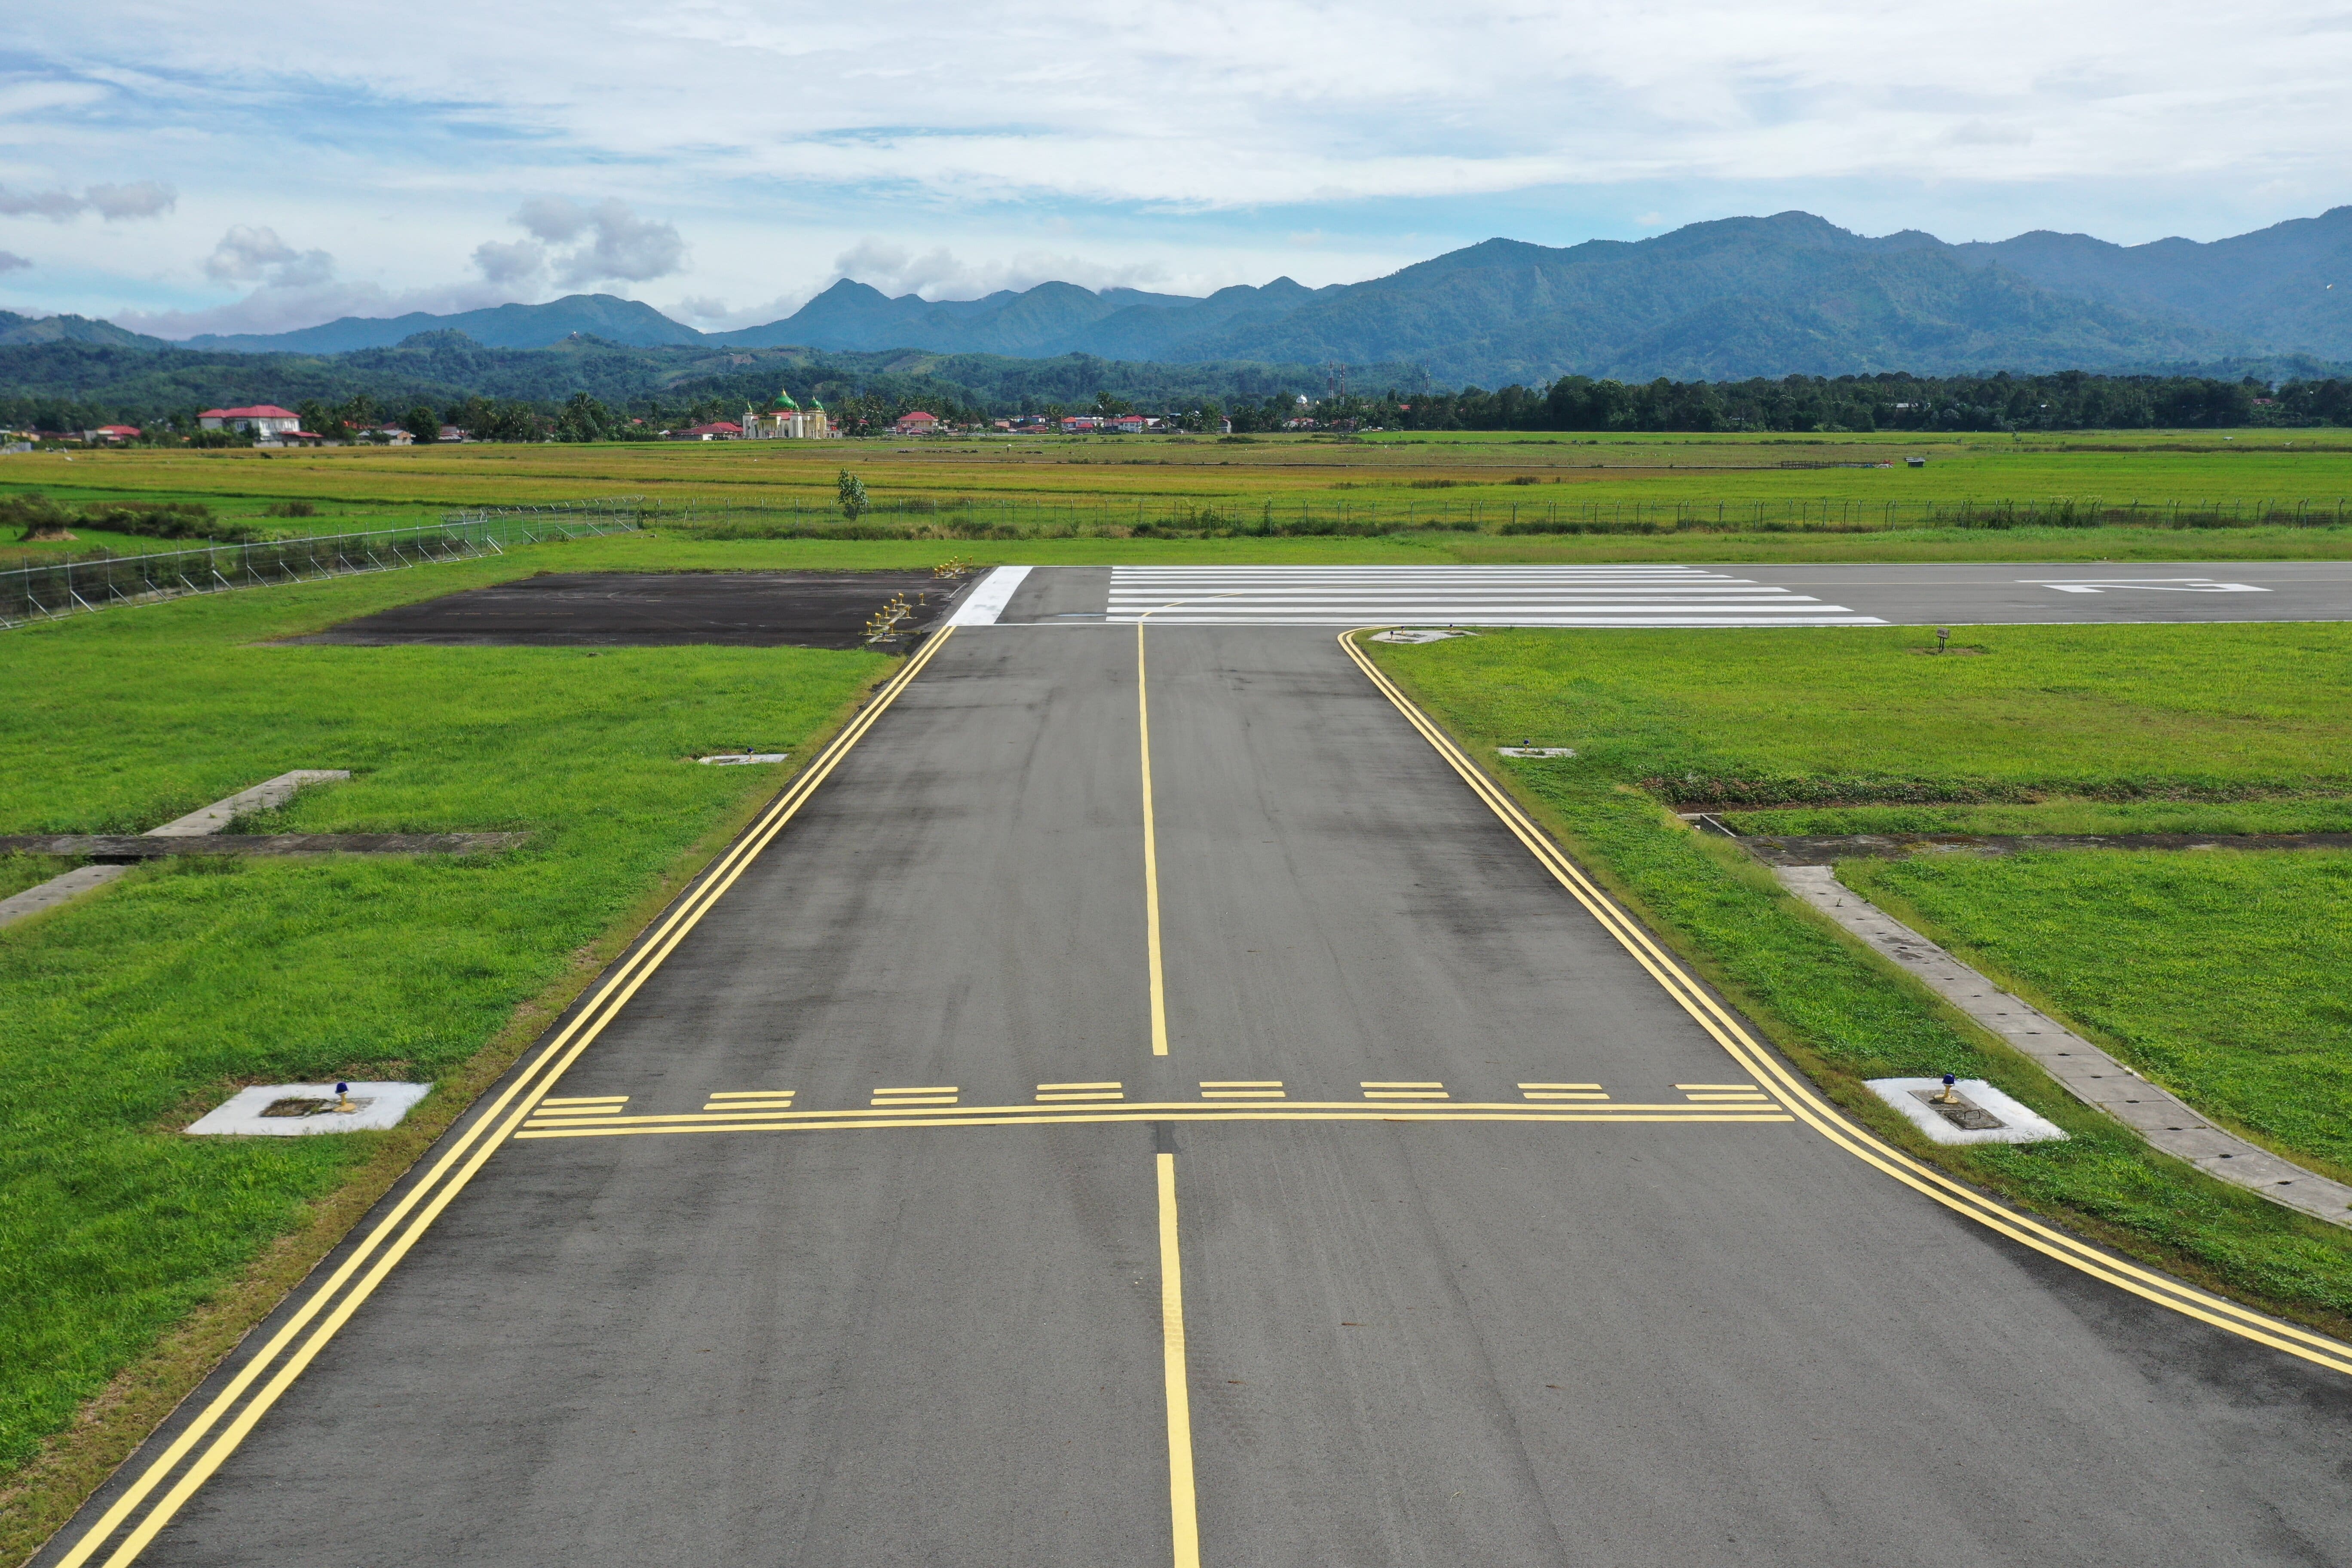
<box><xmin>1106</xmin><ymin>566</ymin><xmax>1886</xmax><ymax>626</ymax></box>
<box><xmin>944</xmin><ymin>565</ymin><xmax>1033</xmax><ymax>625</ymax></box>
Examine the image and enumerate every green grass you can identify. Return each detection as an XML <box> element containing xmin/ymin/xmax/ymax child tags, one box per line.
<box><xmin>1398</xmin><ymin>622</ymin><xmax>2352</xmax><ymax>802</ymax></box>
<box><xmin>1369</xmin><ymin>622</ymin><xmax>2352</xmax><ymax>1337</ymax></box>
<box><xmin>1724</xmin><ymin>799</ymin><xmax>2352</xmax><ymax>835</ymax></box>
<box><xmin>0</xmin><ymin>545</ymin><xmax>887</xmax><ymax>1477</ymax></box>
<box><xmin>9</xmin><ymin>428</ymin><xmax>2352</xmax><ymax>551</ymax></box>
<box><xmin>1839</xmin><ymin>851</ymin><xmax>2352</xmax><ymax>1181</ymax></box>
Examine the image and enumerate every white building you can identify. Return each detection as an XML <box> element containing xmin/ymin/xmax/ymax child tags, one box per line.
<box><xmin>740</xmin><ymin>388</ymin><xmax>831</xmax><ymax>439</ymax></box>
<box><xmin>197</xmin><ymin>404</ymin><xmax>302</xmax><ymax>438</ymax></box>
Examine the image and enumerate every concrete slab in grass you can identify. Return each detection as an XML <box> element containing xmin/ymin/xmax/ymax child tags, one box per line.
<box><xmin>1868</xmin><ymin>1078</ymin><xmax>2068</xmax><ymax>1145</ymax></box>
<box><xmin>1778</xmin><ymin>862</ymin><xmax>2352</xmax><ymax>1227</ymax></box>
<box><xmin>187</xmin><ymin>1082</ymin><xmax>432</xmax><ymax>1136</ymax></box>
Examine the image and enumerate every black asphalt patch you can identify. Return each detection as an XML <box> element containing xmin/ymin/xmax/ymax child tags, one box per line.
<box><xmin>288</xmin><ymin>571</ymin><xmax>959</xmax><ymax>648</ymax></box>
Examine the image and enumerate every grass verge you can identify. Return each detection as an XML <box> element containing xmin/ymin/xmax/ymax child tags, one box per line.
<box><xmin>0</xmin><ymin>544</ymin><xmax>891</xmax><ymax>1562</ymax></box>
<box><xmin>1839</xmin><ymin>850</ymin><xmax>2352</xmax><ymax>1182</ymax></box>
<box><xmin>1367</xmin><ymin>623</ymin><xmax>2352</xmax><ymax>1343</ymax></box>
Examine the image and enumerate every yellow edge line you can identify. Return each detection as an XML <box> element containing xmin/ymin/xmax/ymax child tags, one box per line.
<box><xmin>61</xmin><ymin>628</ymin><xmax>959</xmax><ymax>1568</ymax></box>
<box><xmin>516</xmin><ymin>1112</ymin><xmax>1798</xmax><ymax>1138</ymax></box>
<box><xmin>1338</xmin><ymin>627</ymin><xmax>2352</xmax><ymax>1378</ymax></box>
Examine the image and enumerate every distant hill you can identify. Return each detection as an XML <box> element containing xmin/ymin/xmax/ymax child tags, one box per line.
<box><xmin>710</xmin><ymin>209</ymin><xmax>2352</xmax><ymax>379</ymax></box>
<box><xmin>27</xmin><ymin>205</ymin><xmax>2352</xmax><ymax>384</ymax></box>
<box><xmin>182</xmin><ymin>294</ymin><xmax>706</xmax><ymax>353</ymax></box>
<box><xmin>0</xmin><ymin>310</ymin><xmax>169</xmax><ymax>349</ymax></box>
<box><xmin>1959</xmin><ymin>206</ymin><xmax>2352</xmax><ymax>362</ymax></box>
<box><xmin>0</xmin><ymin>331</ymin><xmax>1412</xmax><ymax>428</ymax></box>
<box><xmin>716</xmin><ymin>276</ymin><xmax>1344</xmax><ymax>358</ymax></box>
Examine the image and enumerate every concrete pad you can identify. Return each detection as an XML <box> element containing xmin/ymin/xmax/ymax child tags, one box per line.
<box><xmin>1369</xmin><ymin>628</ymin><xmax>1476</xmax><ymax>644</ymax></box>
<box><xmin>696</xmin><ymin>754</ymin><xmax>789</xmax><ymax>766</ymax></box>
<box><xmin>1498</xmin><ymin>746</ymin><xmax>1577</xmax><ymax>758</ymax></box>
<box><xmin>0</xmin><ymin>863</ymin><xmax>130</xmax><ymax>929</ymax></box>
<box><xmin>186</xmin><ymin>1081</ymin><xmax>432</xmax><ymax>1136</ymax></box>
<box><xmin>1868</xmin><ymin>1078</ymin><xmax>2069</xmax><ymax>1145</ymax></box>
<box><xmin>147</xmin><ymin>770</ymin><xmax>350</xmax><ymax>836</ymax></box>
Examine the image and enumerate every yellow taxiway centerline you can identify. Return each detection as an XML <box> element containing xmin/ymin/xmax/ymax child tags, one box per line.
<box><xmin>1159</xmin><ymin>1152</ymin><xmax>1201</xmax><ymax>1568</ymax></box>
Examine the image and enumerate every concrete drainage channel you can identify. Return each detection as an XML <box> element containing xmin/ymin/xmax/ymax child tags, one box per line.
<box><xmin>0</xmin><ymin>768</ymin><xmax>530</xmax><ymax>932</ymax></box>
<box><xmin>1697</xmin><ymin>830</ymin><xmax>2352</xmax><ymax>1228</ymax></box>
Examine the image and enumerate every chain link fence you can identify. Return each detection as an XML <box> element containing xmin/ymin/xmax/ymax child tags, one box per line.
<box><xmin>2</xmin><ymin>501</ymin><xmax>644</xmax><ymax>631</ymax></box>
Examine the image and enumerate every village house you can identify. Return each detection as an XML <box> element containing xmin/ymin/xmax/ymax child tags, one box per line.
<box><xmin>893</xmin><ymin>410</ymin><xmax>941</xmax><ymax>435</ymax></box>
<box><xmin>197</xmin><ymin>404</ymin><xmax>302</xmax><ymax>438</ymax></box>
<box><xmin>82</xmin><ymin>424</ymin><xmax>142</xmax><ymax>444</ymax></box>
<box><xmin>676</xmin><ymin>420</ymin><xmax>744</xmax><ymax>441</ymax></box>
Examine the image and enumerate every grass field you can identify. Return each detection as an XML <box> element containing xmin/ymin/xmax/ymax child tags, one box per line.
<box><xmin>0</xmin><ymin>547</ymin><xmax>888</xmax><ymax>1519</ymax></box>
<box><xmin>3</xmin><ymin>429</ymin><xmax>2349</xmax><ymax>545</ymax></box>
<box><xmin>1369</xmin><ymin>622</ymin><xmax>2352</xmax><ymax>1338</ymax></box>
<box><xmin>1840</xmin><ymin>851</ymin><xmax>2352</xmax><ymax>1180</ymax></box>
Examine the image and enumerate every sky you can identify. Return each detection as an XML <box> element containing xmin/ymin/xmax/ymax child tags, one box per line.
<box><xmin>1</xmin><ymin>0</ymin><xmax>2346</xmax><ymax>339</ymax></box>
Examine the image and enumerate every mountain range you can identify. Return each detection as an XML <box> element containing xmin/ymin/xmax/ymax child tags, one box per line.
<box><xmin>6</xmin><ymin>208</ymin><xmax>2349</xmax><ymax>386</ymax></box>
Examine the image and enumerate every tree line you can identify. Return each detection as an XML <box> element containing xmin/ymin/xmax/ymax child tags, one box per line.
<box><xmin>1278</xmin><ymin>371</ymin><xmax>2352</xmax><ymax>433</ymax></box>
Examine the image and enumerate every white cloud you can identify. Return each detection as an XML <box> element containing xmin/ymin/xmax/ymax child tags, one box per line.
<box><xmin>8</xmin><ymin>0</ymin><xmax>2352</xmax><ymax>331</ymax></box>
<box><xmin>0</xmin><ymin>179</ymin><xmax>176</xmax><ymax>220</ymax></box>
<box><xmin>497</xmin><ymin>197</ymin><xmax>686</xmax><ymax>287</ymax></box>
<box><xmin>84</xmin><ymin>180</ymin><xmax>176</xmax><ymax>219</ymax></box>
<box><xmin>472</xmin><ymin>237</ymin><xmax>546</xmax><ymax>285</ymax></box>
<box><xmin>0</xmin><ymin>185</ymin><xmax>86</xmax><ymax>220</ymax></box>
<box><xmin>204</xmin><ymin>224</ymin><xmax>313</xmax><ymax>283</ymax></box>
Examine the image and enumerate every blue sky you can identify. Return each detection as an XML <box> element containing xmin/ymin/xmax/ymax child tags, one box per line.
<box><xmin>2</xmin><ymin>0</ymin><xmax>2346</xmax><ymax>338</ymax></box>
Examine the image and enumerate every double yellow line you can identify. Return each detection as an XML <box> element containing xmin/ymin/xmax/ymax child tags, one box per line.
<box><xmin>1339</xmin><ymin>628</ymin><xmax>2352</xmax><ymax>1379</ymax></box>
<box><xmin>52</xmin><ymin>628</ymin><xmax>958</xmax><ymax>1568</ymax></box>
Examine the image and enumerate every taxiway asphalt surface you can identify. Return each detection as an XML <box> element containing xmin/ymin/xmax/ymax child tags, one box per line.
<box><xmin>45</xmin><ymin>616</ymin><xmax>2352</xmax><ymax>1568</ymax></box>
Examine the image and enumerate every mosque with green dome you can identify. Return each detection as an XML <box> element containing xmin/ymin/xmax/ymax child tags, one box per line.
<box><xmin>740</xmin><ymin>387</ymin><xmax>831</xmax><ymax>439</ymax></box>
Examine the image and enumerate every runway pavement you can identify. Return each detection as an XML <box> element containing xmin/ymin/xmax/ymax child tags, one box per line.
<box><xmin>41</xmin><ymin>615</ymin><xmax>2352</xmax><ymax>1568</ymax></box>
<box><xmin>1002</xmin><ymin>560</ymin><xmax>2352</xmax><ymax>625</ymax></box>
